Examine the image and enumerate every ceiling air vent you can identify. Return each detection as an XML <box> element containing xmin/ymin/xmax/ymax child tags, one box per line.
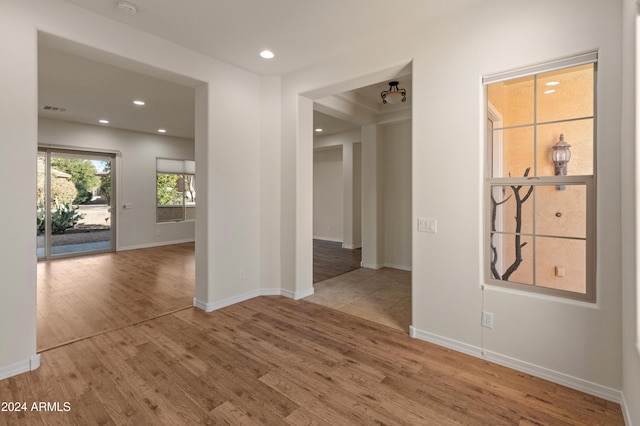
<box><xmin>42</xmin><ymin>105</ymin><xmax>67</xmax><ymax>113</ymax></box>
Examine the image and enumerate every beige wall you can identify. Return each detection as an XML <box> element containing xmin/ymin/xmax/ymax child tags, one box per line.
<box><xmin>313</xmin><ymin>147</ymin><xmax>344</xmax><ymax>242</ymax></box>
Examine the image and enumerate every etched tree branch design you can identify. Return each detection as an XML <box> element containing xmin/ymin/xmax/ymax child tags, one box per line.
<box><xmin>490</xmin><ymin>167</ymin><xmax>534</xmax><ymax>280</ymax></box>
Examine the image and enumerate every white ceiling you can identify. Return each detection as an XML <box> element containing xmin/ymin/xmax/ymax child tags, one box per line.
<box><xmin>39</xmin><ymin>44</ymin><xmax>196</xmax><ymax>139</ymax></box>
<box><xmin>60</xmin><ymin>0</ymin><xmax>484</xmax><ymax>76</ymax></box>
<box><xmin>39</xmin><ymin>0</ymin><xmax>472</xmax><ymax>138</ymax></box>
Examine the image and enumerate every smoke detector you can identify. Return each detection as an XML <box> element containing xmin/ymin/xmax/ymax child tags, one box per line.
<box><xmin>117</xmin><ymin>0</ymin><xmax>138</xmax><ymax>15</ymax></box>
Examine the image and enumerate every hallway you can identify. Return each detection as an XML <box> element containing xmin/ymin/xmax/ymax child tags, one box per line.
<box><xmin>306</xmin><ymin>267</ymin><xmax>411</xmax><ymax>332</ymax></box>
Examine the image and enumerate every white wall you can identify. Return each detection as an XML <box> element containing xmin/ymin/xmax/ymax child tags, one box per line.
<box><xmin>39</xmin><ymin>118</ymin><xmax>195</xmax><ymax>250</ymax></box>
<box><xmin>313</xmin><ymin>147</ymin><xmax>343</xmax><ymax>242</ymax></box>
<box><xmin>0</xmin><ymin>0</ymin><xmax>264</xmax><ymax>378</ymax></box>
<box><xmin>313</xmin><ymin>131</ymin><xmax>362</xmax><ymax>249</ymax></box>
<box><xmin>353</xmin><ymin>142</ymin><xmax>362</xmax><ymax>247</ymax></box>
<box><xmin>260</xmin><ymin>76</ymin><xmax>282</xmax><ymax>293</ymax></box>
<box><xmin>0</xmin><ymin>1</ymin><xmax>39</xmax><ymax>377</ymax></box>
<box><xmin>382</xmin><ymin>121</ymin><xmax>411</xmax><ymax>270</ymax></box>
<box><xmin>281</xmin><ymin>0</ymin><xmax>626</xmax><ymax>408</ymax></box>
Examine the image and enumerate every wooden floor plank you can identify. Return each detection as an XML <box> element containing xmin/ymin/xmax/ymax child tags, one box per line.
<box><xmin>37</xmin><ymin>243</ymin><xmax>195</xmax><ymax>351</ymax></box>
<box><xmin>20</xmin><ymin>245</ymin><xmax>625</xmax><ymax>425</ymax></box>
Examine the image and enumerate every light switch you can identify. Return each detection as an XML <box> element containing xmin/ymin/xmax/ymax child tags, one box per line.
<box><xmin>418</xmin><ymin>218</ymin><xmax>437</xmax><ymax>233</ymax></box>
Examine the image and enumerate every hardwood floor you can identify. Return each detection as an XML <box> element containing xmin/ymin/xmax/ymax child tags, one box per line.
<box><xmin>26</xmin><ymin>243</ymin><xmax>625</xmax><ymax>424</ymax></box>
<box><xmin>1</xmin><ymin>296</ymin><xmax>623</xmax><ymax>425</ymax></box>
<box><xmin>37</xmin><ymin>243</ymin><xmax>195</xmax><ymax>351</ymax></box>
<box><xmin>313</xmin><ymin>239</ymin><xmax>361</xmax><ymax>283</ymax></box>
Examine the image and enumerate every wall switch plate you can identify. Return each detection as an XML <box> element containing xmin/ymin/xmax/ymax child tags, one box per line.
<box><xmin>418</xmin><ymin>218</ymin><xmax>437</xmax><ymax>233</ymax></box>
<box><xmin>481</xmin><ymin>311</ymin><xmax>494</xmax><ymax>329</ymax></box>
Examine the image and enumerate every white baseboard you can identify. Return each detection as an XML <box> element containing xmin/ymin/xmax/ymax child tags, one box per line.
<box><xmin>342</xmin><ymin>243</ymin><xmax>362</xmax><ymax>250</ymax></box>
<box><xmin>118</xmin><ymin>238</ymin><xmax>195</xmax><ymax>251</ymax></box>
<box><xmin>409</xmin><ymin>325</ymin><xmax>624</xmax><ymax>404</ymax></box>
<box><xmin>193</xmin><ymin>287</ymin><xmax>314</xmax><ymax>312</ymax></box>
<box><xmin>484</xmin><ymin>351</ymin><xmax>623</xmax><ymax>404</ymax></box>
<box><xmin>409</xmin><ymin>326</ymin><xmax>483</xmax><ymax>358</ymax></box>
<box><xmin>383</xmin><ymin>263</ymin><xmax>412</xmax><ymax>271</ymax></box>
<box><xmin>0</xmin><ymin>354</ymin><xmax>40</xmax><ymax>381</ymax></box>
<box><xmin>293</xmin><ymin>287</ymin><xmax>314</xmax><ymax>300</ymax></box>
<box><xmin>361</xmin><ymin>262</ymin><xmax>383</xmax><ymax>270</ymax></box>
<box><xmin>621</xmin><ymin>392</ymin><xmax>632</xmax><ymax>426</ymax></box>
<box><xmin>313</xmin><ymin>237</ymin><xmax>343</xmax><ymax>243</ymax></box>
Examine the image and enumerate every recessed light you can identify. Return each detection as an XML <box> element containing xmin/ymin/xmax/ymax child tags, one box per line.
<box><xmin>260</xmin><ymin>50</ymin><xmax>275</xmax><ymax>59</ymax></box>
<box><xmin>315</xmin><ymin>128</ymin><xmax>323</xmax><ymax>132</ymax></box>
<box><xmin>158</xmin><ymin>129</ymin><xmax>167</xmax><ymax>133</ymax></box>
<box><xmin>133</xmin><ymin>100</ymin><xmax>145</xmax><ymax>106</ymax></box>
<box><xmin>99</xmin><ymin>119</ymin><xmax>109</xmax><ymax>124</ymax></box>
<box><xmin>544</xmin><ymin>89</ymin><xmax>556</xmax><ymax>95</ymax></box>
<box><xmin>546</xmin><ymin>81</ymin><xmax>560</xmax><ymax>86</ymax></box>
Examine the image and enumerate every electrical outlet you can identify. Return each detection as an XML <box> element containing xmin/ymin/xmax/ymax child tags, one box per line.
<box><xmin>155</xmin><ymin>230</ymin><xmax>161</xmax><ymax>236</ymax></box>
<box><xmin>481</xmin><ymin>311</ymin><xmax>494</xmax><ymax>329</ymax></box>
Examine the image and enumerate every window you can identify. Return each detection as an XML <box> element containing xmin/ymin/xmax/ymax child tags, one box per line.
<box><xmin>156</xmin><ymin>158</ymin><xmax>196</xmax><ymax>223</ymax></box>
<box><xmin>483</xmin><ymin>52</ymin><xmax>596</xmax><ymax>302</ymax></box>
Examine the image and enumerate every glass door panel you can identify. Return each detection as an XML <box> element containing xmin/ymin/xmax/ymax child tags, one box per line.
<box><xmin>38</xmin><ymin>149</ymin><xmax>115</xmax><ymax>259</ymax></box>
<box><xmin>37</xmin><ymin>152</ymin><xmax>47</xmax><ymax>259</ymax></box>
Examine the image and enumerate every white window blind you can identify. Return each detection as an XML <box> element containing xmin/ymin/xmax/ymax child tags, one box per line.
<box><xmin>156</xmin><ymin>158</ymin><xmax>195</xmax><ymax>174</ymax></box>
<box><xmin>482</xmin><ymin>51</ymin><xmax>597</xmax><ymax>85</ymax></box>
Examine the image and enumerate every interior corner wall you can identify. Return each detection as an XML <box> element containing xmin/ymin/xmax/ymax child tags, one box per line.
<box><xmin>313</xmin><ymin>147</ymin><xmax>344</xmax><ymax>242</ymax></box>
<box><xmin>38</xmin><ymin>118</ymin><xmax>195</xmax><ymax>249</ymax></box>
<box><xmin>260</xmin><ymin>76</ymin><xmax>283</xmax><ymax>291</ymax></box>
<box><xmin>381</xmin><ymin>121</ymin><xmax>412</xmax><ymax>271</ymax></box>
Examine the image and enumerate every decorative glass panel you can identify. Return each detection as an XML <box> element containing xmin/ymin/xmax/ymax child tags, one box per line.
<box><xmin>536</xmin><ymin>119</ymin><xmax>593</xmax><ymax>177</ymax></box>
<box><xmin>490</xmin><ymin>234</ymin><xmax>534</xmax><ymax>285</ymax></box>
<box><xmin>535</xmin><ymin>237</ymin><xmax>586</xmax><ymax>294</ymax></box>
<box><xmin>535</xmin><ymin>185</ymin><xmax>586</xmax><ymax>239</ymax></box>
<box><xmin>491</xmin><ymin>126</ymin><xmax>535</xmax><ymax>178</ymax></box>
<box><xmin>490</xmin><ymin>185</ymin><xmax>534</xmax><ymax>235</ymax></box>
<box><xmin>487</xmin><ymin>75</ymin><xmax>534</xmax><ymax>128</ymax></box>
<box><xmin>536</xmin><ymin>64</ymin><xmax>594</xmax><ymax>124</ymax></box>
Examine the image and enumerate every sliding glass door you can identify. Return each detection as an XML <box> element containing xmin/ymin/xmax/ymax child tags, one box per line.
<box><xmin>37</xmin><ymin>149</ymin><xmax>115</xmax><ymax>259</ymax></box>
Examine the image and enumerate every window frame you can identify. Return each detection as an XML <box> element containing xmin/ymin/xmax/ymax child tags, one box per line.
<box><xmin>482</xmin><ymin>53</ymin><xmax>597</xmax><ymax>302</ymax></box>
<box><xmin>155</xmin><ymin>158</ymin><xmax>196</xmax><ymax>224</ymax></box>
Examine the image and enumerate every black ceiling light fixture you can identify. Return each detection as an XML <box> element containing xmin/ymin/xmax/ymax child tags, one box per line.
<box><xmin>380</xmin><ymin>81</ymin><xmax>407</xmax><ymax>104</ymax></box>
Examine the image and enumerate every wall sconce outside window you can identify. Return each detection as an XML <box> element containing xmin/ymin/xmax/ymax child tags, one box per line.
<box><xmin>552</xmin><ymin>133</ymin><xmax>571</xmax><ymax>190</ymax></box>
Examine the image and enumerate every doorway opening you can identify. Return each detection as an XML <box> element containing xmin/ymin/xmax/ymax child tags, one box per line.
<box><xmin>37</xmin><ymin>148</ymin><xmax>115</xmax><ymax>259</ymax></box>
<box><xmin>36</xmin><ymin>35</ymin><xmax>199</xmax><ymax>353</ymax></box>
<box><xmin>305</xmin><ymin>74</ymin><xmax>413</xmax><ymax>333</ymax></box>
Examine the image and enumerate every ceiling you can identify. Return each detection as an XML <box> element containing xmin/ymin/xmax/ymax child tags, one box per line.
<box><xmin>59</xmin><ymin>0</ymin><xmax>484</xmax><ymax>76</ymax></box>
<box><xmin>39</xmin><ymin>44</ymin><xmax>196</xmax><ymax>139</ymax></box>
<box><xmin>39</xmin><ymin>0</ymin><xmax>461</xmax><ymax>138</ymax></box>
